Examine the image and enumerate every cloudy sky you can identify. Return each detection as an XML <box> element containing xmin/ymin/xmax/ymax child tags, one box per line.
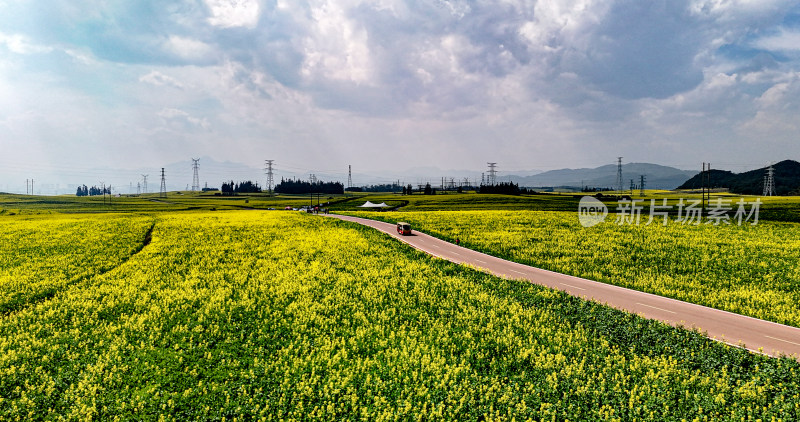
<box><xmin>1</xmin><ymin>0</ymin><xmax>799</xmax><ymax>191</ymax></box>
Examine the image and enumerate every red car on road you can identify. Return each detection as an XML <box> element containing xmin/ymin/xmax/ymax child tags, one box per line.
<box><xmin>396</xmin><ymin>222</ymin><xmax>412</xmax><ymax>235</ymax></box>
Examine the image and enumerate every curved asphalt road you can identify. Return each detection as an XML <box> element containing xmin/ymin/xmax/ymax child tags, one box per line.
<box><xmin>327</xmin><ymin>214</ymin><xmax>800</xmax><ymax>359</ymax></box>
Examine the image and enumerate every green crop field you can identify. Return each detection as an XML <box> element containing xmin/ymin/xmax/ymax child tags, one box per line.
<box><xmin>1</xmin><ymin>210</ymin><xmax>799</xmax><ymax>420</ymax></box>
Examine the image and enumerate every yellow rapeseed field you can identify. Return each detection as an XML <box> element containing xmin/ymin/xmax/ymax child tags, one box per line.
<box><xmin>0</xmin><ymin>211</ymin><xmax>798</xmax><ymax>420</ymax></box>
<box><xmin>347</xmin><ymin>210</ymin><xmax>800</xmax><ymax>327</ymax></box>
<box><xmin>0</xmin><ymin>213</ymin><xmax>154</xmax><ymax>313</ymax></box>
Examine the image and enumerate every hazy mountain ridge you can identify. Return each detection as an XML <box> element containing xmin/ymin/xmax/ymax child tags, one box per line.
<box><xmin>505</xmin><ymin>163</ymin><xmax>698</xmax><ymax>190</ymax></box>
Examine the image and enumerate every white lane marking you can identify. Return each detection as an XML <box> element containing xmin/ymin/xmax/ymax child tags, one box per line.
<box><xmin>450</xmin><ymin>251</ymin><xmax>462</xmax><ymax>256</ymax></box>
<box><xmin>560</xmin><ymin>282</ymin><xmax>586</xmax><ymax>291</ymax></box>
<box><xmin>636</xmin><ymin>302</ymin><xmax>676</xmax><ymax>315</ymax></box>
<box><xmin>475</xmin><ymin>259</ymin><xmax>487</xmax><ymax>264</ymax></box>
<box><xmin>764</xmin><ymin>335</ymin><xmax>800</xmax><ymax>347</ymax></box>
<box><xmin>510</xmin><ymin>269</ymin><xmax>527</xmax><ymax>276</ymax></box>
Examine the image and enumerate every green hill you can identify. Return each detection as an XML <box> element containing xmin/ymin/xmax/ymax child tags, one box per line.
<box><xmin>678</xmin><ymin>160</ymin><xmax>800</xmax><ymax>195</ymax></box>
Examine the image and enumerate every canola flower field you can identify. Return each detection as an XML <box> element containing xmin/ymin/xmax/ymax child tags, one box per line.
<box><xmin>1</xmin><ymin>210</ymin><xmax>799</xmax><ymax>420</ymax></box>
<box><xmin>344</xmin><ymin>210</ymin><xmax>800</xmax><ymax>328</ymax></box>
<box><xmin>0</xmin><ymin>213</ymin><xmax>154</xmax><ymax>314</ymax></box>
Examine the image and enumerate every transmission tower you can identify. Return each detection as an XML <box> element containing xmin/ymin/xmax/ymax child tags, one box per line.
<box><xmin>191</xmin><ymin>158</ymin><xmax>200</xmax><ymax>192</ymax></box>
<box><xmin>487</xmin><ymin>162</ymin><xmax>498</xmax><ymax>185</ymax></box>
<box><xmin>639</xmin><ymin>175</ymin><xmax>646</xmax><ymax>196</ymax></box>
<box><xmin>141</xmin><ymin>174</ymin><xmax>148</xmax><ymax>194</ymax></box>
<box><xmin>264</xmin><ymin>160</ymin><xmax>275</xmax><ymax>195</ymax></box>
<box><xmin>764</xmin><ymin>164</ymin><xmax>775</xmax><ymax>196</ymax></box>
<box><xmin>137</xmin><ymin>182</ymin><xmax>141</xmax><ymax>195</ymax></box>
<box><xmin>159</xmin><ymin>168</ymin><xmax>167</xmax><ymax>198</ymax></box>
<box><xmin>347</xmin><ymin>165</ymin><xmax>352</xmax><ymax>189</ymax></box>
<box><xmin>616</xmin><ymin>157</ymin><xmax>623</xmax><ymax>194</ymax></box>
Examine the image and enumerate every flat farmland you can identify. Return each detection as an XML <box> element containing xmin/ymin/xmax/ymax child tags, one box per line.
<box><xmin>344</xmin><ymin>210</ymin><xmax>800</xmax><ymax>328</ymax></box>
<box><xmin>1</xmin><ymin>210</ymin><xmax>799</xmax><ymax>420</ymax></box>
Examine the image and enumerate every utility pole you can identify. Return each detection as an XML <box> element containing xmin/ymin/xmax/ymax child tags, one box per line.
<box><xmin>191</xmin><ymin>158</ymin><xmax>200</xmax><ymax>192</ymax></box>
<box><xmin>309</xmin><ymin>173</ymin><xmax>316</xmax><ymax>208</ymax></box>
<box><xmin>701</xmin><ymin>163</ymin><xmax>711</xmax><ymax>213</ymax></box>
<box><xmin>616</xmin><ymin>157</ymin><xmax>623</xmax><ymax>195</ymax></box>
<box><xmin>487</xmin><ymin>163</ymin><xmax>497</xmax><ymax>185</ymax></box>
<box><xmin>265</xmin><ymin>160</ymin><xmax>274</xmax><ymax>196</ymax></box>
<box><xmin>142</xmin><ymin>174</ymin><xmax>149</xmax><ymax>194</ymax></box>
<box><xmin>159</xmin><ymin>168</ymin><xmax>166</xmax><ymax>198</ymax></box>
<box><xmin>639</xmin><ymin>175</ymin><xmax>646</xmax><ymax>197</ymax></box>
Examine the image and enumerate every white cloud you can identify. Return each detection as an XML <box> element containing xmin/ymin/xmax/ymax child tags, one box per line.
<box><xmin>158</xmin><ymin>108</ymin><xmax>211</xmax><ymax>130</ymax></box>
<box><xmin>164</xmin><ymin>35</ymin><xmax>215</xmax><ymax>62</ymax></box>
<box><xmin>301</xmin><ymin>1</ymin><xmax>374</xmax><ymax>84</ymax></box>
<box><xmin>0</xmin><ymin>32</ymin><xmax>53</xmax><ymax>55</ymax></box>
<box><xmin>518</xmin><ymin>0</ymin><xmax>607</xmax><ymax>52</ymax></box>
<box><xmin>752</xmin><ymin>28</ymin><xmax>800</xmax><ymax>52</ymax></box>
<box><xmin>139</xmin><ymin>71</ymin><xmax>185</xmax><ymax>89</ymax></box>
<box><xmin>206</xmin><ymin>0</ymin><xmax>261</xmax><ymax>28</ymax></box>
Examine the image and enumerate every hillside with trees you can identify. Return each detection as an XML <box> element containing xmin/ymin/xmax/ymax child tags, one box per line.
<box><xmin>678</xmin><ymin>160</ymin><xmax>800</xmax><ymax>195</ymax></box>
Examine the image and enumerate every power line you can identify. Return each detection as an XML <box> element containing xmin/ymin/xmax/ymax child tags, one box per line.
<box><xmin>191</xmin><ymin>158</ymin><xmax>200</xmax><ymax>192</ymax></box>
<box><xmin>265</xmin><ymin>160</ymin><xmax>274</xmax><ymax>195</ymax></box>
<box><xmin>764</xmin><ymin>164</ymin><xmax>775</xmax><ymax>196</ymax></box>
<box><xmin>159</xmin><ymin>168</ymin><xmax>166</xmax><ymax>198</ymax></box>
<box><xmin>705</xmin><ymin>163</ymin><xmax>709</xmax><ymax>207</ymax></box>
<box><xmin>639</xmin><ymin>174</ymin><xmax>646</xmax><ymax>196</ymax></box>
<box><xmin>487</xmin><ymin>162</ymin><xmax>497</xmax><ymax>185</ymax></box>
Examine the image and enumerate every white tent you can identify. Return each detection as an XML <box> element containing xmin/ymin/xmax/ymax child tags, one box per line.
<box><xmin>358</xmin><ymin>201</ymin><xmax>389</xmax><ymax>208</ymax></box>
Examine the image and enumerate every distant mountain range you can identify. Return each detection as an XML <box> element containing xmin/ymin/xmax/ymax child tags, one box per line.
<box><xmin>14</xmin><ymin>157</ymin><xmax>788</xmax><ymax>195</ymax></box>
<box><xmin>504</xmin><ymin>163</ymin><xmax>698</xmax><ymax>190</ymax></box>
<box><xmin>678</xmin><ymin>160</ymin><xmax>800</xmax><ymax>195</ymax></box>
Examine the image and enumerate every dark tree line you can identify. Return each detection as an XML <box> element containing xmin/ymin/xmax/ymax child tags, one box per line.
<box><xmin>402</xmin><ymin>183</ymin><xmax>436</xmax><ymax>195</ymax></box>
<box><xmin>275</xmin><ymin>178</ymin><xmax>344</xmax><ymax>195</ymax></box>
<box><xmin>76</xmin><ymin>185</ymin><xmax>110</xmax><ymax>197</ymax></box>
<box><xmin>347</xmin><ymin>183</ymin><xmax>402</xmax><ymax>193</ymax></box>
<box><xmin>582</xmin><ymin>186</ymin><xmax>613</xmax><ymax>192</ymax></box>
<box><xmin>478</xmin><ymin>182</ymin><xmax>527</xmax><ymax>195</ymax></box>
<box><xmin>221</xmin><ymin>180</ymin><xmax>261</xmax><ymax>195</ymax></box>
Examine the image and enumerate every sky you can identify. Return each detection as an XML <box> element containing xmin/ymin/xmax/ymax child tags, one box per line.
<box><xmin>1</xmin><ymin>0</ymin><xmax>800</xmax><ymax>192</ymax></box>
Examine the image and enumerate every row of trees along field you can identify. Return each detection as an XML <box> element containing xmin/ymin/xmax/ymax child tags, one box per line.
<box><xmin>478</xmin><ymin>182</ymin><xmax>527</xmax><ymax>195</ymax></box>
<box><xmin>75</xmin><ymin>185</ymin><xmax>111</xmax><ymax>197</ymax></box>
<box><xmin>346</xmin><ymin>183</ymin><xmax>403</xmax><ymax>193</ymax></box>
<box><xmin>274</xmin><ymin>178</ymin><xmax>344</xmax><ymax>194</ymax></box>
<box><xmin>221</xmin><ymin>181</ymin><xmax>261</xmax><ymax>195</ymax></box>
<box><xmin>398</xmin><ymin>181</ymin><xmax>529</xmax><ymax>195</ymax></box>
